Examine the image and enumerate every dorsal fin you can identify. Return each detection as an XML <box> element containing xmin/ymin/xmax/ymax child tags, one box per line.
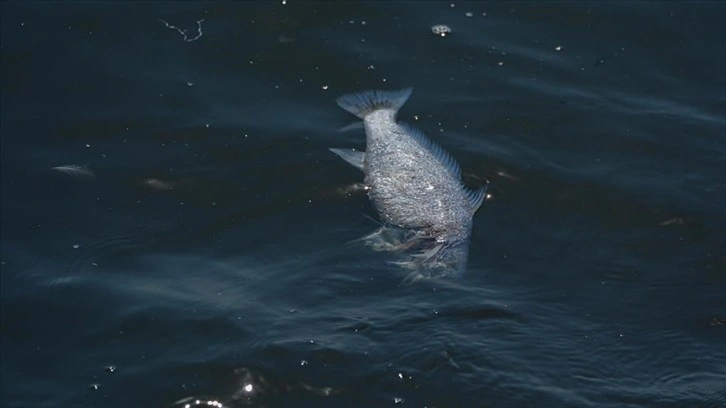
<box><xmin>466</xmin><ymin>184</ymin><xmax>489</xmax><ymax>213</ymax></box>
<box><xmin>398</xmin><ymin>122</ymin><xmax>461</xmax><ymax>179</ymax></box>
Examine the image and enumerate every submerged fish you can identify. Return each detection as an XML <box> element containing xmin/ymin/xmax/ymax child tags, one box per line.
<box><xmin>331</xmin><ymin>88</ymin><xmax>488</xmax><ymax>279</ymax></box>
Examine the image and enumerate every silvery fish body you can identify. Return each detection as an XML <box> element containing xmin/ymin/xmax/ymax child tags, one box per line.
<box><xmin>331</xmin><ymin>88</ymin><xmax>487</xmax><ymax>278</ymax></box>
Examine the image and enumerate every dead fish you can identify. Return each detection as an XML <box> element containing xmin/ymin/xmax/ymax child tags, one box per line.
<box><xmin>51</xmin><ymin>165</ymin><xmax>95</xmax><ymax>180</ymax></box>
<box><xmin>331</xmin><ymin>88</ymin><xmax>488</xmax><ymax>278</ymax></box>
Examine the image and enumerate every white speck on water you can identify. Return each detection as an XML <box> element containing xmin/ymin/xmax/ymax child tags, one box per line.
<box><xmin>243</xmin><ymin>383</ymin><xmax>254</xmax><ymax>393</ymax></box>
<box><xmin>394</xmin><ymin>397</ymin><xmax>405</xmax><ymax>404</ymax></box>
<box><xmin>282</xmin><ymin>0</ymin><xmax>286</xmax><ymax>4</ymax></box>
<box><xmin>186</xmin><ymin>82</ymin><xmax>194</xmax><ymax>87</ymax></box>
<box><xmin>449</xmin><ymin>3</ymin><xmax>455</xmax><ymax>8</ymax></box>
<box><xmin>322</xmin><ymin>85</ymin><xmax>329</xmax><ymax>90</ymax></box>
<box><xmin>300</xmin><ymin>360</ymin><xmax>308</xmax><ymax>366</ymax></box>
<box><xmin>498</xmin><ymin>61</ymin><xmax>504</xmax><ymax>66</ymax></box>
<box><xmin>367</xmin><ymin>64</ymin><xmax>375</xmax><ymax>70</ymax></box>
<box><xmin>465</xmin><ymin>12</ymin><xmax>473</xmax><ymax>17</ymax></box>
<box><xmin>85</xmin><ymin>144</ymin><xmax>91</xmax><ymax>148</ymax></box>
<box><xmin>72</xmin><ymin>244</ymin><xmax>80</xmax><ymax>249</ymax></box>
<box><xmin>555</xmin><ymin>45</ymin><xmax>563</xmax><ymax>51</ymax></box>
<box><xmin>382</xmin><ymin>78</ymin><xmax>387</xmax><ymax>82</ymax></box>
<box><xmin>205</xmin><ymin>123</ymin><xmax>211</xmax><ymax>128</ymax></box>
<box><xmin>431</xmin><ymin>24</ymin><xmax>452</xmax><ymax>37</ymax></box>
<box><xmin>413</xmin><ymin>115</ymin><xmax>419</xmax><ymax>120</ymax></box>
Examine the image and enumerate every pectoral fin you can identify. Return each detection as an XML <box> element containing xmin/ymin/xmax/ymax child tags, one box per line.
<box><xmin>467</xmin><ymin>184</ymin><xmax>489</xmax><ymax>213</ymax></box>
<box><xmin>329</xmin><ymin>148</ymin><xmax>365</xmax><ymax>171</ymax></box>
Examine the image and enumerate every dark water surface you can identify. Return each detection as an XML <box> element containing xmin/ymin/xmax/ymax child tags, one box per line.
<box><xmin>2</xmin><ymin>2</ymin><xmax>725</xmax><ymax>407</ymax></box>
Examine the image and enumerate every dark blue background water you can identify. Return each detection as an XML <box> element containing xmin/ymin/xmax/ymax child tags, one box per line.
<box><xmin>2</xmin><ymin>2</ymin><xmax>725</xmax><ymax>407</ymax></box>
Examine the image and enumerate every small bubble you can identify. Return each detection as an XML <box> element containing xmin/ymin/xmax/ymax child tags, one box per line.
<box><xmin>186</xmin><ymin>82</ymin><xmax>194</xmax><ymax>87</ymax></box>
<box><xmin>497</xmin><ymin>61</ymin><xmax>504</xmax><ymax>66</ymax></box>
<box><xmin>555</xmin><ymin>45</ymin><xmax>563</xmax><ymax>51</ymax></box>
<box><xmin>449</xmin><ymin>3</ymin><xmax>455</xmax><ymax>8</ymax></box>
<box><xmin>89</xmin><ymin>383</ymin><xmax>100</xmax><ymax>390</ymax></box>
<box><xmin>104</xmin><ymin>365</ymin><xmax>116</xmax><ymax>373</ymax></box>
<box><xmin>321</xmin><ymin>85</ymin><xmax>329</xmax><ymax>90</ymax></box>
<box><xmin>282</xmin><ymin>0</ymin><xmax>286</xmax><ymax>4</ymax></box>
<box><xmin>394</xmin><ymin>397</ymin><xmax>405</xmax><ymax>404</ymax></box>
<box><xmin>205</xmin><ymin>123</ymin><xmax>211</xmax><ymax>128</ymax></box>
<box><xmin>300</xmin><ymin>360</ymin><xmax>308</xmax><ymax>366</ymax></box>
<box><xmin>72</xmin><ymin>244</ymin><xmax>80</xmax><ymax>249</ymax></box>
<box><xmin>367</xmin><ymin>64</ymin><xmax>376</xmax><ymax>70</ymax></box>
<box><xmin>465</xmin><ymin>12</ymin><xmax>473</xmax><ymax>17</ymax></box>
<box><xmin>243</xmin><ymin>383</ymin><xmax>254</xmax><ymax>393</ymax></box>
<box><xmin>85</xmin><ymin>144</ymin><xmax>91</xmax><ymax>148</ymax></box>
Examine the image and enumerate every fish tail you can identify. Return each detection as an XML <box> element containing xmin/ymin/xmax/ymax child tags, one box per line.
<box><xmin>335</xmin><ymin>88</ymin><xmax>413</xmax><ymax>119</ymax></box>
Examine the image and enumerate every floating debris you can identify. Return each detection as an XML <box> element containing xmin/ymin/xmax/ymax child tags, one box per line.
<box><xmin>158</xmin><ymin>18</ymin><xmax>205</xmax><ymax>42</ymax></box>
<box><xmin>278</xmin><ymin>34</ymin><xmax>296</xmax><ymax>43</ymax></box>
<box><xmin>51</xmin><ymin>165</ymin><xmax>95</xmax><ymax>180</ymax></box>
<box><xmin>659</xmin><ymin>217</ymin><xmax>690</xmax><ymax>226</ymax></box>
<box><xmin>142</xmin><ymin>178</ymin><xmax>178</xmax><ymax>190</ymax></box>
<box><xmin>431</xmin><ymin>24</ymin><xmax>452</xmax><ymax>37</ymax></box>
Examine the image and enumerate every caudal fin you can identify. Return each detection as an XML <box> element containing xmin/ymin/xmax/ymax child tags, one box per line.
<box><xmin>336</xmin><ymin>88</ymin><xmax>413</xmax><ymax>119</ymax></box>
